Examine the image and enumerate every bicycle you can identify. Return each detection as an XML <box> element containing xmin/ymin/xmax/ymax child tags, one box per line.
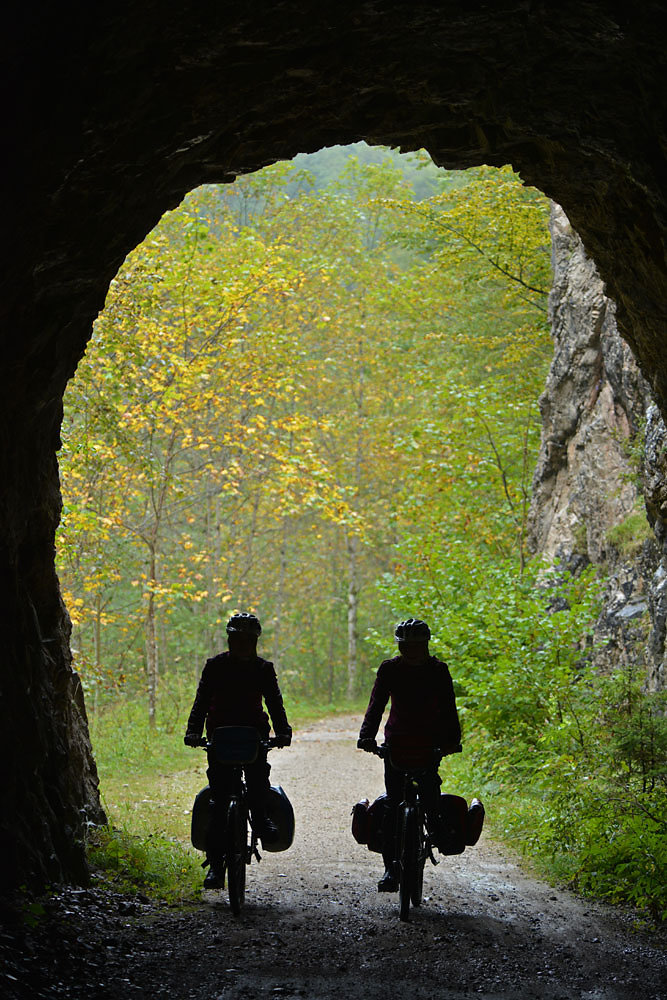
<box><xmin>370</xmin><ymin>742</ymin><xmax>462</xmax><ymax>921</ymax></box>
<box><xmin>190</xmin><ymin>725</ymin><xmax>286</xmax><ymax>915</ymax></box>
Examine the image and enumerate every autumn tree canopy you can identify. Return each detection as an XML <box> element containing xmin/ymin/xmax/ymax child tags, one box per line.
<box><xmin>58</xmin><ymin>149</ymin><xmax>552</xmax><ymax>720</ymax></box>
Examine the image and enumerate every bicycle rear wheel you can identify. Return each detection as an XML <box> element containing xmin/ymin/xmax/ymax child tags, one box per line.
<box><xmin>226</xmin><ymin>798</ymin><xmax>247</xmax><ymax>915</ymax></box>
<box><xmin>399</xmin><ymin>805</ymin><xmax>418</xmax><ymax>921</ymax></box>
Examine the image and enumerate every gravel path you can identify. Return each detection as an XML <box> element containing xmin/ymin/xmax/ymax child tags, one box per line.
<box><xmin>2</xmin><ymin>716</ymin><xmax>666</xmax><ymax>999</ymax></box>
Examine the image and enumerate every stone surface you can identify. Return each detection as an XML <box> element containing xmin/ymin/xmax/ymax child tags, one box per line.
<box><xmin>528</xmin><ymin>205</ymin><xmax>652</xmax><ymax>566</ymax></box>
<box><xmin>3</xmin><ymin>1</ymin><xmax>667</xmax><ymax>888</ymax></box>
<box><xmin>528</xmin><ymin>205</ymin><xmax>667</xmax><ymax>690</ymax></box>
<box><xmin>642</xmin><ymin>405</ymin><xmax>667</xmax><ymax>691</ymax></box>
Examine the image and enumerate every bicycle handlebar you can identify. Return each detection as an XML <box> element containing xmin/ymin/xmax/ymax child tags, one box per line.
<box><xmin>365</xmin><ymin>742</ymin><xmax>462</xmax><ymax>760</ymax></box>
<box><xmin>187</xmin><ymin>734</ymin><xmax>286</xmax><ymax>751</ymax></box>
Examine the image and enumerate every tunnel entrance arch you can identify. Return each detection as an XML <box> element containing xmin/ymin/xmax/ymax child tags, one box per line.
<box><xmin>2</xmin><ymin>1</ymin><xmax>667</xmax><ymax>889</ymax></box>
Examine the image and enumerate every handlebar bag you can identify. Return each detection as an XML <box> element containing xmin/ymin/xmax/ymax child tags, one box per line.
<box><xmin>191</xmin><ymin>785</ymin><xmax>211</xmax><ymax>851</ymax></box>
<box><xmin>387</xmin><ymin>744</ymin><xmax>435</xmax><ymax>770</ymax></box>
<box><xmin>262</xmin><ymin>784</ymin><xmax>295</xmax><ymax>853</ymax></box>
<box><xmin>211</xmin><ymin>725</ymin><xmax>260</xmax><ymax>765</ymax></box>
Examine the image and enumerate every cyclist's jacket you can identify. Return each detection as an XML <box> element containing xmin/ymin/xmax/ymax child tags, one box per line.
<box><xmin>359</xmin><ymin>654</ymin><xmax>461</xmax><ymax>750</ymax></box>
<box><xmin>186</xmin><ymin>651</ymin><xmax>291</xmax><ymax>740</ymax></box>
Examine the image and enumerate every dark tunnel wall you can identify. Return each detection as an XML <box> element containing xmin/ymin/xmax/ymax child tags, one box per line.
<box><xmin>1</xmin><ymin>0</ymin><xmax>667</xmax><ymax>888</ymax></box>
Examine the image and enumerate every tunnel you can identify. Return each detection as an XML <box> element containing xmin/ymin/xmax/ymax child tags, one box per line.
<box><xmin>1</xmin><ymin>1</ymin><xmax>667</xmax><ymax>890</ymax></box>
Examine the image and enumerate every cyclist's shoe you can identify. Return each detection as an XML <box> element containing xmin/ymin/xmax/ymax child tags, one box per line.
<box><xmin>203</xmin><ymin>867</ymin><xmax>223</xmax><ymax>890</ymax></box>
<box><xmin>377</xmin><ymin>869</ymin><xmax>398</xmax><ymax>892</ymax></box>
<box><xmin>256</xmin><ymin>817</ymin><xmax>279</xmax><ymax>846</ymax></box>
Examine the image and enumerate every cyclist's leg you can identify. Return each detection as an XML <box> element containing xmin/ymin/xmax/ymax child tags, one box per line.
<box><xmin>244</xmin><ymin>748</ymin><xmax>276</xmax><ymax>844</ymax></box>
<box><xmin>417</xmin><ymin>763</ymin><xmax>442</xmax><ymax>842</ymax></box>
<box><xmin>379</xmin><ymin>758</ymin><xmax>402</xmax><ymax>890</ymax></box>
<box><xmin>205</xmin><ymin>759</ymin><xmax>234</xmax><ymax>882</ymax></box>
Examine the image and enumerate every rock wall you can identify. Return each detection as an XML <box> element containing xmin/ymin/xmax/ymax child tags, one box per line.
<box><xmin>528</xmin><ymin>206</ymin><xmax>667</xmax><ymax>691</ymax></box>
<box><xmin>642</xmin><ymin>407</ymin><xmax>667</xmax><ymax>691</ymax></box>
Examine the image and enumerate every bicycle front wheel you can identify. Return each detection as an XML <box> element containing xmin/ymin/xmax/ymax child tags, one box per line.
<box><xmin>226</xmin><ymin>797</ymin><xmax>247</xmax><ymax>915</ymax></box>
<box><xmin>399</xmin><ymin>805</ymin><xmax>419</xmax><ymax>921</ymax></box>
<box><xmin>411</xmin><ymin>820</ymin><xmax>426</xmax><ymax>907</ymax></box>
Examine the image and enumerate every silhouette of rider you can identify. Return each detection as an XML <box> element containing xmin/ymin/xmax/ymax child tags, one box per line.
<box><xmin>184</xmin><ymin>612</ymin><xmax>292</xmax><ymax>889</ymax></box>
<box><xmin>357</xmin><ymin>618</ymin><xmax>461</xmax><ymax>892</ymax></box>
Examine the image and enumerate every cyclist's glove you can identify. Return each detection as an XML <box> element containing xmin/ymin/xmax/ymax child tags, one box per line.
<box><xmin>357</xmin><ymin>737</ymin><xmax>377</xmax><ymax>752</ymax></box>
<box><xmin>184</xmin><ymin>731</ymin><xmax>202</xmax><ymax>747</ymax></box>
<box><xmin>274</xmin><ymin>733</ymin><xmax>292</xmax><ymax>747</ymax></box>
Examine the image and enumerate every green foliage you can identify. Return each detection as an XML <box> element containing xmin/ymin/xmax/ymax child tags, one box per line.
<box><xmin>290</xmin><ymin>142</ymin><xmax>444</xmax><ymax>200</ymax></box>
<box><xmin>532</xmin><ymin>667</ymin><xmax>667</xmax><ymax>919</ymax></box>
<box><xmin>88</xmin><ymin>826</ymin><xmax>203</xmax><ymax>903</ymax></box>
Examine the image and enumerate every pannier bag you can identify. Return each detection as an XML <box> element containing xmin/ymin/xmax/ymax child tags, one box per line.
<box><xmin>190</xmin><ymin>783</ymin><xmax>295</xmax><ymax>853</ymax></box>
<box><xmin>367</xmin><ymin>793</ymin><xmax>388</xmax><ymax>853</ymax></box>
<box><xmin>263</xmin><ymin>784</ymin><xmax>296</xmax><ymax>853</ymax></box>
<box><xmin>438</xmin><ymin>793</ymin><xmax>468</xmax><ymax>855</ymax></box>
<box><xmin>351</xmin><ymin>793</ymin><xmax>387</xmax><ymax>853</ymax></box>
<box><xmin>465</xmin><ymin>797</ymin><xmax>485</xmax><ymax>846</ymax></box>
<box><xmin>191</xmin><ymin>785</ymin><xmax>211</xmax><ymax>851</ymax></box>
<box><xmin>351</xmin><ymin>798</ymin><xmax>370</xmax><ymax>845</ymax></box>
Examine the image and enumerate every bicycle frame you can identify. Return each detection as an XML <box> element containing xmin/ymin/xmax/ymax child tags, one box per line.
<box><xmin>196</xmin><ymin>726</ymin><xmax>278</xmax><ymax>914</ymax></box>
<box><xmin>374</xmin><ymin>745</ymin><xmax>439</xmax><ymax>921</ymax></box>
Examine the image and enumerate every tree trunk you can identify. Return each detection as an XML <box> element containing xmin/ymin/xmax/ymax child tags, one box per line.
<box><xmin>146</xmin><ymin>544</ymin><xmax>159</xmax><ymax>729</ymax></box>
<box><xmin>271</xmin><ymin>516</ymin><xmax>289</xmax><ymax>669</ymax></box>
<box><xmin>346</xmin><ymin>532</ymin><xmax>359</xmax><ymax>700</ymax></box>
<box><xmin>93</xmin><ymin>590</ymin><xmax>103</xmax><ymax>717</ymax></box>
<box><xmin>327</xmin><ymin>605</ymin><xmax>337</xmax><ymax>703</ymax></box>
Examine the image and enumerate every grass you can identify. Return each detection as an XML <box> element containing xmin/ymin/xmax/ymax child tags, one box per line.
<box><xmin>605</xmin><ymin>504</ymin><xmax>653</xmax><ymax>558</ymax></box>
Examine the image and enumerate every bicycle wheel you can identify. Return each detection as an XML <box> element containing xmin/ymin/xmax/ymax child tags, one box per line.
<box><xmin>411</xmin><ymin>818</ymin><xmax>426</xmax><ymax>907</ymax></box>
<box><xmin>399</xmin><ymin>806</ymin><xmax>418</xmax><ymax>921</ymax></box>
<box><xmin>226</xmin><ymin>797</ymin><xmax>247</xmax><ymax>915</ymax></box>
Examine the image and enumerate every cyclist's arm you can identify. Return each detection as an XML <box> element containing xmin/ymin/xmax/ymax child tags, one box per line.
<box><xmin>358</xmin><ymin>663</ymin><xmax>390</xmax><ymax>742</ymax></box>
<box><xmin>185</xmin><ymin>660</ymin><xmax>213</xmax><ymax>739</ymax></box>
<box><xmin>261</xmin><ymin>660</ymin><xmax>292</xmax><ymax>741</ymax></box>
<box><xmin>436</xmin><ymin>664</ymin><xmax>462</xmax><ymax>749</ymax></box>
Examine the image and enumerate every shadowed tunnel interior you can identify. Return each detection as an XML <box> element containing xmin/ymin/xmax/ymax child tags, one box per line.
<box><xmin>1</xmin><ymin>1</ymin><xmax>667</xmax><ymax>890</ymax></box>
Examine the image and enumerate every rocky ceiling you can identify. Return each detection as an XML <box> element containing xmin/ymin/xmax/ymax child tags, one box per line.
<box><xmin>1</xmin><ymin>0</ymin><xmax>667</xmax><ymax>888</ymax></box>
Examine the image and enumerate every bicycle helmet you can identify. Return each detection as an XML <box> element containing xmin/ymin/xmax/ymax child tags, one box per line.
<box><xmin>226</xmin><ymin>612</ymin><xmax>262</xmax><ymax>637</ymax></box>
<box><xmin>394</xmin><ymin>618</ymin><xmax>431</xmax><ymax>642</ymax></box>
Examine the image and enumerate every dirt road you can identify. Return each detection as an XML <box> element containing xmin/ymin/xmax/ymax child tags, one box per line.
<box><xmin>3</xmin><ymin>717</ymin><xmax>666</xmax><ymax>999</ymax></box>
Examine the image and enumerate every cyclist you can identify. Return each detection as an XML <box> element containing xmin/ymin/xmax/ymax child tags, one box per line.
<box><xmin>184</xmin><ymin>612</ymin><xmax>292</xmax><ymax>888</ymax></box>
<box><xmin>357</xmin><ymin>618</ymin><xmax>461</xmax><ymax>892</ymax></box>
